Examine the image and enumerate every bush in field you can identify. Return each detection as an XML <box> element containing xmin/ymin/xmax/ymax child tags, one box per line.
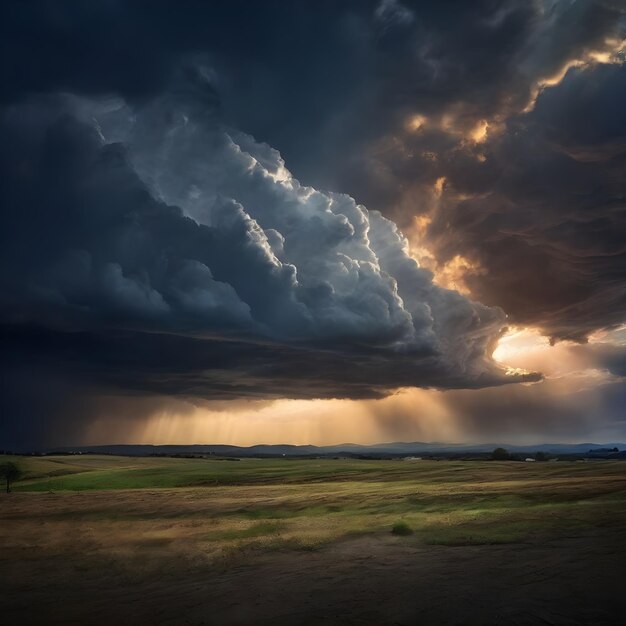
<box><xmin>391</xmin><ymin>521</ymin><xmax>413</xmax><ymax>536</ymax></box>
<box><xmin>492</xmin><ymin>447</ymin><xmax>509</xmax><ymax>460</ymax></box>
<box><xmin>0</xmin><ymin>462</ymin><xmax>22</xmax><ymax>493</ymax></box>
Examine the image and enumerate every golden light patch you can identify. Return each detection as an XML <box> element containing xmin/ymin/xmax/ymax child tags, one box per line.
<box><xmin>440</xmin><ymin>113</ymin><xmax>456</xmax><ymax>133</ymax></box>
<box><xmin>469</xmin><ymin>120</ymin><xmax>488</xmax><ymax>143</ymax></box>
<box><xmin>412</xmin><ymin>213</ymin><xmax>432</xmax><ymax>237</ymax></box>
<box><xmin>405</xmin><ymin>213</ymin><xmax>435</xmax><ymax>267</ymax></box>
<box><xmin>406</xmin><ymin>114</ymin><xmax>427</xmax><ymax>131</ymax></box>
<box><xmin>406</xmin><ymin>213</ymin><xmax>484</xmax><ymax>294</ymax></box>
<box><xmin>492</xmin><ymin>327</ymin><xmax>549</xmax><ymax>364</ymax></box>
<box><xmin>429</xmin><ymin>254</ymin><xmax>486</xmax><ymax>295</ymax></box>
<box><xmin>433</xmin><ymin>176</ymin><xmax>446</xmax><ymax>197</ymax></box>
<box><xmin>525</xmin><ymin>38</ymin><xmax>626</xmax><ymax>112</ymax></box>
<box><xmin>491</xmin><ymin>326</ymin><xmax>620</xmax><ymax>391</ymax></box>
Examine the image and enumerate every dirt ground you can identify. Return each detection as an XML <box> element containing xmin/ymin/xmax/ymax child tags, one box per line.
<box><xmin>3</xmin><ymin>490</ymin><xmax>626</xmax><ymax>625</ymax></box>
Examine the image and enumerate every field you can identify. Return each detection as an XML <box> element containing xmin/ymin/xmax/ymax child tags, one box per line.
<box><xmin>2</xmin><ymin>455</ymin><xmax>626</xmax><ymax>624</ymax></box>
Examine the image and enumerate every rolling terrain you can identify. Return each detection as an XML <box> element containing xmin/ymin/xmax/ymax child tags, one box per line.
<box><xmin>2</xmin><ymin>455</ymin><xmax>626</xmax><ymax>624</ymax></box>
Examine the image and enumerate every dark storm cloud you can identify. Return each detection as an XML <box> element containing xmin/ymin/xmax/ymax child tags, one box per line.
<box><xmin>0</xmin><ymin>86</ymin><xmax>524</xmax><ymax>447</ymax></box>
<box><xmin>428</xmin><ymin>61</ymin><xmax>626</xmax><ymax>342</ymax></box>
<box><xmin>1</xmin><ymin>0</ymin><xmax>624</xmax><ymax>447</ymax></box>
<box><xmin>2</xmin><ymin>0</ymin><xmax>623</xmax><ymax>318</ymax></box>
<box><xmin>3</xmin><ymin>1</ymin><xmax>621</xmax><ymax>166</ymax></box>
<box><xmin>0</xmin><ymin>89</ymin><xmax>509</xmax><ymax>356</ymax></box>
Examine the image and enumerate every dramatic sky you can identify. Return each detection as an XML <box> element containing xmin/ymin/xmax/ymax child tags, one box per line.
<box><xmin>2</xmin><ymin>0</ymin><xmax>625</xmax><ymax>450</ymax></box>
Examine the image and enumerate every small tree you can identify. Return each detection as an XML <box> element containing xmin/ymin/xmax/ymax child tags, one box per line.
<box><xmin>0</xmin><ymin>462</ymin><xmax>22</xmax><ymax>493</ymax></box>
<box><xmin>492</xmin><ymin>447</ymin><xmax>509</xmax><ymax>461</ymax></box>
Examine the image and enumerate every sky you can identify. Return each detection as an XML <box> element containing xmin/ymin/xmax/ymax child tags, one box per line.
<box><xmin>1</xmin><ymin>0</ymin><xmax>625</xmax><ymax>450</ymax></box>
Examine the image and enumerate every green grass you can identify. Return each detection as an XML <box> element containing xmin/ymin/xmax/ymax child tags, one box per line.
<box><xmin>7</xmin><ymin>454</ymin><xmax>626</xmax><ymax>493</ymax></box>
<box><xmin>7</xmin><ymin>455</ymin><xmax>424</xmax><ymax>491</ymax></box>
<box><xmin>3</xmin><ymin>454</ymin><xmax>626</xmax><ymax>559</ymax></box>
<box><xmin>391</xmin><ymin>521</ymin><xmax>413</xmax><ymax>536</ymax></box>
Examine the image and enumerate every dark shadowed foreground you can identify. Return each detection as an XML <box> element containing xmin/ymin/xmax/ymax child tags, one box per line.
<box><xmin>2</xmin><ymin>457</ymin><xmax>626</xmax><ymax>625</ymax></box>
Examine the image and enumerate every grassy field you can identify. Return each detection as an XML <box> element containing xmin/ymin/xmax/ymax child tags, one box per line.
<box><xmin>3</xmin><ymin>454</ymin><xmax>626</xmax><ymax>550</ymax></box>
<box><xmin>3</xmin><ymin>454</ymin><xmax>626</xmax><ymax>624</ymax></box>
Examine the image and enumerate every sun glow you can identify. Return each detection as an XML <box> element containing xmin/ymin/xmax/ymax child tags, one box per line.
<box><xmin>81</xmin><ymin>392</ymin><xmax>466</xmax><ymax>447</ymax></box>
<box><xmin>76</xmin><ymin>325</ymin><xmax>622</xmax><ymax>449</ymax></box>
<box><xmin>492</xmin><ymin>327</ymin><xmax>550</xmax><ymax>364</ymax></box>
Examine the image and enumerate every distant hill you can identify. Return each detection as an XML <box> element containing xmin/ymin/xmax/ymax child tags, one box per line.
<box><xmin>17</xmin><ymin>441</ymin><xmax>624</xmax><ymax>458</ymax></box>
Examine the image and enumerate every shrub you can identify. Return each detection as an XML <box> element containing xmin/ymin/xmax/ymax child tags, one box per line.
<box><xmin>391</xmin><ymin>521</ymin><xmax>413</xmax><ymax>536</ymax></box>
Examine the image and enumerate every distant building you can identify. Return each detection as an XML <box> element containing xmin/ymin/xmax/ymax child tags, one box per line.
<box><xmin>525</xmin><ymin>457</ymin><xmax>536</xmax><ymax>462</ymax></box>
<box><xmin>404</xmin><ymin>456</ymin><xmax>422</xmax><ymax>461</ymax></box>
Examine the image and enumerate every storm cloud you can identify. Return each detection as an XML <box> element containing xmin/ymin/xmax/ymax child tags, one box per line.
<box><xmin>2</xmin><ymin>0</ymin><xmax>624</xmax><ymax>343</ymax></box>
<box><xmin>1</xmin><ymin>0</ymin><xmax>625</xmax><ymax>448</ymax></box>
<box><xmin>425</xmin><ymin>61</ymin><xmax>626</xmax><ymax>342</ymax></box>
<box><xmin>1</xmin><ymin>81</ymin><xmax>526</xmax><ymax>447</ymax></box>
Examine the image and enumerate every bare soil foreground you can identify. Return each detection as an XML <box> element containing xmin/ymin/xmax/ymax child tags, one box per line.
<box><xmin>2</xmin><ymin>456</ymin><xmax>626</xmax><ymax>625</ymax></box>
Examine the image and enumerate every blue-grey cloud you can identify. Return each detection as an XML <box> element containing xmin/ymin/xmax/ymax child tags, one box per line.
<box><xmin>2</xmin><ymin>0</ymin><xmax>624</xmax><ymax>448</ymax></box>
<box><xmin>1</xmin><ymin>82</ymin><xmax>534</xmax><ymax>448</ymax></box>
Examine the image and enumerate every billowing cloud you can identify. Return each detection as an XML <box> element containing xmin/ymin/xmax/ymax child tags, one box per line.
<box><xmin>0</xmin><ymin>79</ymin><xmax>533</xmax><ymax>448</ymax></box>
<box><xmin>1</xmin><ymin>1</ymin><xmax>625</xmax><ymax>449</ymax></box>
<box><xmin>2</xmin><ymin>1</ymin><xmax>623</xmax><ymax>347</ymax></box>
